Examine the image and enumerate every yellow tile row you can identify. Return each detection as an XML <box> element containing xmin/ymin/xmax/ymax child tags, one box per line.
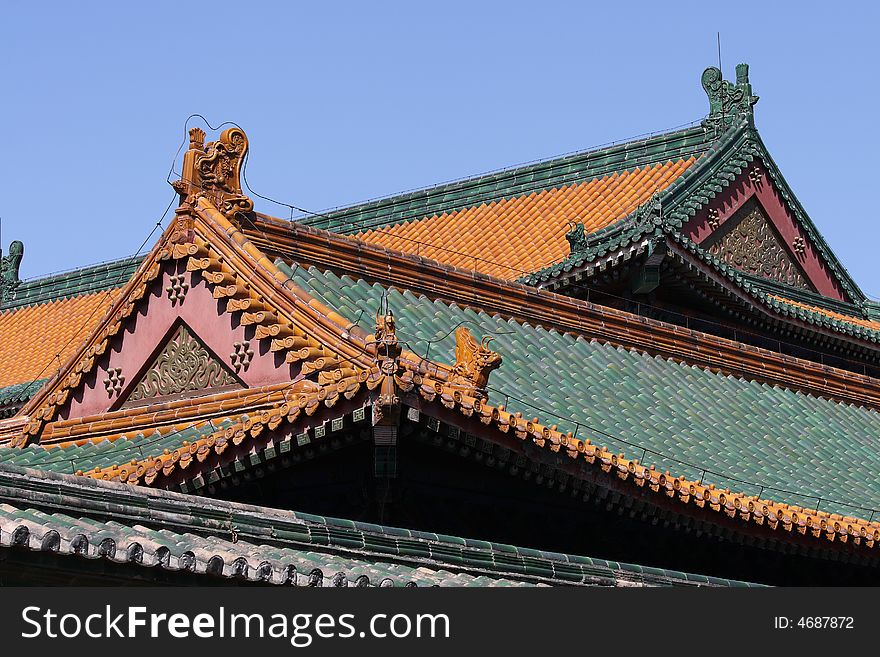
<box><xmin>0</xmin><ymin>292</ymin><xmax>119</xmax><ymax>388</ymax></box>
<box><xmin>358</xmin><ymin>158</ymin><xmax>696</xmax><ymax>279</ymax></box>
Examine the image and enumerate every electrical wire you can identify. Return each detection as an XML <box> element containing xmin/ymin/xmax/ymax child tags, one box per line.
<box><xmin>12</xmin><ymin>193</ymin><xmax>177</xmax><ymax>401</ymax></box>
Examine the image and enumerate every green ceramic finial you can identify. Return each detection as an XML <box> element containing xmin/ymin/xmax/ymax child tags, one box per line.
<box><xmin>701</xmin><ymin>63</ymin><xmax>759</xmax><ymax>131</ymax></box>
<box><xmin>565</xmin><ymin>222</ymin><xmax>588</xmax><ymax>254</ymax></box>
<box><xmin>0</xmin><ymin>240</ymin><xmax>23</xmax><ymax>302</ymax></box>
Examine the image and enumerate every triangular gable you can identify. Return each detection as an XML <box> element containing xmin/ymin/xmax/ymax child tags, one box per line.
<box><xmin>680</xmin><ymin>160</ymin><xmax>839</xmax><ymax>299</ymax></box>
<box><xmin>6</xmin><ymin>215</ymin><xmax>372</xmax><ymax>444</ymax></box>
<box><xmin>704</xmin><ymin>202</ymin><xmax>809</xmax><ymax>288</ymax></box>
<box><xmin>699</xmin><ymin>197</ymin><xmax>812</xmax><ymax>291</ymax></box>
<box><xmin>527</xmin><ymin>67</ymin><xmax>864</xmax><ymax>312</ymax></box>
<box><xmin>0</xmin><ymin>128</ymin><xmax>500</xmax><ymax>449</ymax></box>
<box><xmin>119</xmin><ymin>322</ymin><xmax>243</xmax><ymax>408</ymax></box>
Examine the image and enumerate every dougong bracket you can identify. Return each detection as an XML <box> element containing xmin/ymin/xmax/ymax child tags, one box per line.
<box><xmin>371</xmin><ymin>310</ymin><xmax>402</xmax><ymax>440</ymax></box>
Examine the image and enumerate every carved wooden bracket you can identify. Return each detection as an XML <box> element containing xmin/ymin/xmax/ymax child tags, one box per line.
<box><xmin>370</xmin><ymin>311</ymin><xmax>402</xmax><ymax>426</ymax></box>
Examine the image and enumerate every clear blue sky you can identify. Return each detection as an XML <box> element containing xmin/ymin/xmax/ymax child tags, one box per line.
<box><xmin>3</xmin><ymin>2</ymin><xmax>879</xmax><ymax>294</ymax></box>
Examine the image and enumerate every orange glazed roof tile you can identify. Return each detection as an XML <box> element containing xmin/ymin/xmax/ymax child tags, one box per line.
<box><xmin>768</xmin><ymin>294</ymin><xmax>880</xmax><ymax>332</ymax></box>
<box><xmin>0</xmin><ymin>291</ymin><xmax>120</xmax><ymax>388</ymax></box>
<box><xmin>0</xmin><ymin>256</ymin><xmax>140</xmax><ymax>391</ymax></box>
<box><xmin>355</xmin><ymin>158</ymin><xmax>697</xmax><ymax>279</ymax></box>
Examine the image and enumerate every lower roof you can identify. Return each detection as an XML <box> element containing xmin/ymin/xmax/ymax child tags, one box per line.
<box><xmin>0</xmin><ymin>291</ymin><xmax>119</xmax><ymax>388</ymax></box>
<box><xmin>281</xmin><ymin>263</ymin><xmax>880</xmax><ymax>519</ymax></box>
<box><xmin>0</xmin><ymin>463</ymin><xmax>754</xmax><ymax>587</ymax></box>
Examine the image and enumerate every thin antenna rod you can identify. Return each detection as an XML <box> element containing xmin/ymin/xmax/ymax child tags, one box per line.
<box><xmin>717</xmin><ymin>32</ymin><xmax>724</xmax><ymax>126</ymax></box>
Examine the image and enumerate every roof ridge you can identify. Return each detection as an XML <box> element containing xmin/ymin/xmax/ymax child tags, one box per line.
<box><xmin>296</xmin><ymin>122</ymin><xmax>716</xmax><ymax>235</ymax></box>
<box><xmin>1</xmin><ymin>255</ymin><xmax>143</xmax><ymax>311</ymax></box>
<box><xmin>0</xmin><ymin>463</ymin><xmax>759</xmax><ymax>587</ymax></box>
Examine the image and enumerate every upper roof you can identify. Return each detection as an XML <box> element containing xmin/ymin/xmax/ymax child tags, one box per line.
<box><xmin>295</xmin><ymin>65</ymin><xmax>875</xmax><ymax>344</ymax></box>
<box><xmin>357</xmin><ymin>157</ymin><xmax>697</xmax><ymax>279</ymax></box>
<box><xmin>301</xmin><ymin>125</ymin><xmax>710</xmax><ymax>280</ymax></box>
<box><xmin>300</xmin><ymin>124</ymin><xmax>712</xmax><ymax>237</ymax></box>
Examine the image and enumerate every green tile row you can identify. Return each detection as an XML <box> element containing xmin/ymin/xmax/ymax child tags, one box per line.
<box><xmin>0</xmin><ymin>419</ymin><xmax>232</xmax><ymax>474</ymax></box>
<box><xmin>2</xmin><ymin>256</ymin><xmax>143</xmax><ymax>310</ymax></box>
<box><xmin>0</xmin><ymin>464</ymin><xmax>759</xmax><ymax>586</ymax></box>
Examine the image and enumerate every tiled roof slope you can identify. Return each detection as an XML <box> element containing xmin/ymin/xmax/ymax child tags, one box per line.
<box><xmin>768</xmin><ymin>294</ymin><xmax>880</xmax><ymax>333</ymax></box>
<box><xmin>0</xmin><ymin>292</ymin><xmax>120</xmax><ymax>388</ymax></box>
<box><xmin>0</xmin><ymin>419</ymin><xmax>232</xmax><ymax>475</ymax></box>
<box><xmin>0</xmin><ymin>380</ymin><xmax>46</xmax><ymax>408</ymax></box>
<box><xmin>2</xmin><ymin>256</ymin><xmax>142</xmax><ymax>310</ymax></box>
<box><xmin>358</xmin><ymin>158</ymin><xmax>696</xmax><ymax>280</ymax></box>
<box><xmin>0</xmin><ymin>257</ymin><xmax>140</xmax><ymax>389</ymax></box>
<box><xmin>0</xmin><ymin>464</ymin><xmax>757</xmax><ymax>586</ymax></box>
<box><xmin>297</xmin><ymin>125</ymin><xmax>712</xmax><ymax>277</ymax></box>
<box><xmin>285</xmin><ymin>263</ymin><xmax>880</xmax><ymax>519</ymax></box>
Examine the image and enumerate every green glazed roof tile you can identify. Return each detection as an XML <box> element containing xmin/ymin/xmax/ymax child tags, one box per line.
<box><xmin>283</xmin><ymin>262</ymin><xmax>880</xmax><ymax>519</ymax></box>
<box><xmin>0</xmin><ymin>379</ymin><xmax>47</xmax><ymax>412</ymax></box>
<box><xmin>2</xmin><ymin>256</ymin><xmax>143</xmax><ymax>311</ymax></box>
<box><xmin>0</xmin><ymin>419</ymin><xmax>232</xmax><ymax>475</ymax></box>
<box><xmin>0</xmin><ymin>464</ymin><xmax>759</xmax><ymax>587</ymax></box>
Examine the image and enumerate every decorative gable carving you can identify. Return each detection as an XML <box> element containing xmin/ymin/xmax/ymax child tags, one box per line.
<box><xmin>123</xmin><ymin>323</ymin><xmax>241</xmax><ymax>405</ymax></box>
<box><xmin>704</xmin><ymin>199</ymin><xmax>812</xmax><ymax>291</ymax></box>
<box><xmin>172</xmin><ymin>127</ymin><xmax>254</xmax><ymax>221</ymax></box>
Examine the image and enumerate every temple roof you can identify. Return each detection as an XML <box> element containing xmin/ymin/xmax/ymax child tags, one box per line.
<box><xmin>301</xmin><ymin>125</ymin><xmax>712</xmax><ymax>239</ymax></box>
<box><xmin>283</xmin><ymin>265</ymin><xmax>880</xmax><ymax>518</ymax></box>
<box><xmin>2</xmin><ymin>66</ymin><xmax>880</xmax><ymax>585</ymax></box>
<box><xmin>302</xmin><ymin>128</ymin><xmax>707</xmax><ymax>280</ymax></box>
<box><xmin>293</xmin><ymin>67</ymin><xmax>873</xmax><ymax>345</ymax></box>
